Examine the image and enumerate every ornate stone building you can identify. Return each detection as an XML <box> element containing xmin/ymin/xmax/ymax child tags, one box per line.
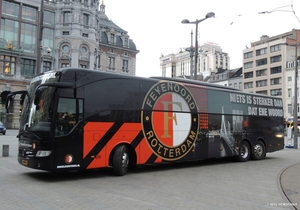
<box><xmin>159</xmin><ymin>42</ymin><xmax>229</xmax><ymax>79</ymax></box>
<box><xmin>0</xmin><ymin>0</ymin><xmax>139</xmax><ymax>128</ymax></box>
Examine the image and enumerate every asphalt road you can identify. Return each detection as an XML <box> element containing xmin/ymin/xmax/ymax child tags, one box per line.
<box><xmin>0</xmin><ymin>129</ymin><xmax>298</xmax><ymax>210</ymax></box>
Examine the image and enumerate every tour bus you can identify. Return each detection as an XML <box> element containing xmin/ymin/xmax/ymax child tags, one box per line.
<box><xmin>6</xmin><ymin>68</ymin><xmax>284</xmax><ymax>176</ymax></box>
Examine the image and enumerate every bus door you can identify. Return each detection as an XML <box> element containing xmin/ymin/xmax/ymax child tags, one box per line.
<box><xmin>54</xmin><ymin>97</ymin><xmax>84</xmax><ymax>170</ymax></box>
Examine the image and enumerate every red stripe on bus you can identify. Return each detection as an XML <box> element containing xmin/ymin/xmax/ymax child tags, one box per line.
<box><xmin>83</xmin><ymin>122</ymin><xmax>114</xmax><ymax>159</ymax></box>
<box><xmin>83</xmin><ymin>122</ymin><xmax>160</xmax><ymax>169</ymax></box>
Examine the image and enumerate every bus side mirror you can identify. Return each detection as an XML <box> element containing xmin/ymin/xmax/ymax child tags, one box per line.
<box><xmin>5</xmin><ymin>93</ymin><xmax>14</xmax><ymax>113</ymax></box>
<box><xmin>34</xmin><ymin>86</ymin><xmax>47</xmax><ymax>106</ymax></box>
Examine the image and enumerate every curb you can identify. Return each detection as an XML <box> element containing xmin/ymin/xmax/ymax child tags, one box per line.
<box><xmin>278</xmin><ymin>163</ymin><xmax>299</xmax><ymax>210</ymax></box>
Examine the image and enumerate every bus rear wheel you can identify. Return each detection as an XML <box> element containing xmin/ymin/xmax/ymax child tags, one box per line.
<box><xmin>236</xmin><ymin>141</ymin><xmax>250</xmax><ymax>162</ymax></box>
<box><xmin>113</xmin><ymin>145</ymin><xmax>129</xmax><ymax>176</ymax></box>
<box><xmin>251</xmin><ymin>141</ymin><xmax>266</xmax><ymax>160</ymax></box>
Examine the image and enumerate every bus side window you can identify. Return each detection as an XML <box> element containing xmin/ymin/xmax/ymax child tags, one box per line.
<box><xmin>55</xmin><ymin>98</ymin><xmax>83</xmax><ymax>136</ymax></box>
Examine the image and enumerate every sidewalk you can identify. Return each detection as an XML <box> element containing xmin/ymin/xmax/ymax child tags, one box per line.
<box><xmin>280</xmin><ymin>161</ymin><xmax>300</xmax><ymax>209</ymax></box>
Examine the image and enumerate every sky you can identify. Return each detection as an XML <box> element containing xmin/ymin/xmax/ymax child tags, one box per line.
<box><xmin>103</xmin><ymin>0</ymin><xmax>300</xmax><ymax>78</ymax></box>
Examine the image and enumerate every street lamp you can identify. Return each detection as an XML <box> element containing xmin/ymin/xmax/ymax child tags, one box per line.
<box><xmin>181</xmin><ymin>12</ymin><xmax>215</xmax><ymax>80</ymax></box>
<box><xmin>185</xmin><ymin>30</ymin><xmax>194</xmax><ymax>78</ymax></box>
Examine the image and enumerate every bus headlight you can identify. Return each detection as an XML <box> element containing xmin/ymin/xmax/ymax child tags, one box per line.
<box><xmin>275</xmin><ymin>133</ymin><xmax>284</xmax><ymax>138</ymax></box>
<box><xmin>36</xmin><ymin>150</ymin><xmax>51</xmax><ymax>157</ymax></box>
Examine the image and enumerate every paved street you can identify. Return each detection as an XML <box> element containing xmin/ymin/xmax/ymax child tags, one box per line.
<box><xmin>0</xmin><ymin>129</ymin><xmax>299</xmax><ymax>210</ymax></box>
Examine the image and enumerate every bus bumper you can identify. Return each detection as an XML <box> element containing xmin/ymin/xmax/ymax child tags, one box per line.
<box><xmin>18</xmin><ymin>156</ymin><xmax>53</xmax><ymax>171</ymax></box>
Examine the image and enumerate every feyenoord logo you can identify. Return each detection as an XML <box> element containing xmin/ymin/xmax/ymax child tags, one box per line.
<box><xmin>64</xmin><ymin>154</ymin><xmax>74</xmax><ymax>164</ymax></box>
<box><xmin>141</xmin><ymin>81</ymin><xmax>199</xmax><ymax>161</ymax></box>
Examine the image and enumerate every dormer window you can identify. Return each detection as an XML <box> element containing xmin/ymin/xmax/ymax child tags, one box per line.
<box><xmin>110</xmin><ymin>34</ymin><xmax>115</xmax><ymax>44</ymax></box>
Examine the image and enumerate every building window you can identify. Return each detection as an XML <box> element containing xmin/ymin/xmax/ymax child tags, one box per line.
<box><xmin>43</xmin><ymin>61</ymin><xmax>52</xmax><ymax>72</ymax></box>
<box><xmin>20</xmin><ymin>59</ymin><xmax>35</xmax><ymax>77</ymax></box>
<box><xmin>256</xmin><ymin>48</ymin><xmax>267</xmax><ymax>56</ymax></box>
<box><xmin>43</xmin><ymin>11</ymin><xmax>55</xmax><ymax>26</ymax></box>
<box><xmin>61</xmin><ymin>62</ymin><xmax>70</xmax><ymax>68</ymax></box>
<box><xmin>21</xmin><ymin>23</ymin><xmax>37</xmax><ymax>53</ymax></box>
<box><xmin>0</xmin><ymin>55</ymin><xmax>15</xmax><ymax>75</ymax></box>
<box><xmin>82</xmin><ymin>33</ymin><xmax>88</xmax><ymax>37</ymax></box>
<box><xmin>62</xmin><ymin>45</ymin><xmax>70</xmax><ymax>53</ymax></box>
<box><xmin>244</xmin><ymin>82</ymin><xmax>253</xmax><ymax>89</ymax></box>
<box><xmin>124</xmin><ymin>37</ymin><xmax>129</xmax><ymax>47</ymax></box>
<box><xmin>244</xmin><ymin>51</ymin><xmax>253</xmax><ymax>59</ymax></box>
<box><xmin>83</xmin><ymin>14</ymin><xmax>89</xmax><ymax>27</ymax></box>
<box><xmin>270</xmin><ymin>55</ymin><xmax>282</xmax><ymax>63</ymax></box>
<box><xmin>63</xmin><ymin>31</ymin><xmax>69</xmax><ymax>35</ymax></box>
<box><xmin>81</xmin><ymin>46</ymin><xmax>87</xmax><ymax>54</ymax></box>
<box><xmin>110</xmin><ymin>34</ymin><xmax>115</xmax><ymax>44</ymax></box>
<box><xmin>22</xmin><ymin>5</ymin><xmax>37</xmax><ymax>22</ymax></box>
<box><xmin>256</xmin><ymin>80</ymin><xmax>267</xmax><ymax>87</ymax></box>
<box><xmin>244</xmin><ymin>71</ymin><xmax>253</xmax><ymax>78</ymax></box>
<box><xmin>256</xmin><ymin>90</ymin><xmax>268</xmax><ymax>95</ymax></box>
<box><xmin>256</xmin><ymin>90</ymin><xmax>267</xmax><ymax>95</ymax></box>
<box><xmin>2</xmin><ymin>1</ymin><xmax>20</xmax><ymax>18</ymax></box>
<box><xmin>63</xmin><ymin>11</ymin><xmax>71</xmax><ymax>24</ymax></box>
<box><xmin>42</xmin><ymin>28</ymin><xmax>54</xmax><ymax>50</ymax></box>
<box><xmin>270</xmin><ymin>44</ymin><xmax>281</xmax><ymax>53</ymax></box>
<box><xmin>288</xmin><ymin>104</ymin><xmax>292</xmax><ymax>114</ymax></box>
<box><xmin>0</xmin><ymin>19</ymin><xmax>19</xmax><ymax>47</ymax></box>
<box><xmin>256</xmin><ymin>58</ymin><xmax>267</xmax><ymax>66</ymax></box>
<box><xmin>80</xmin><ymin>64</ymin><xmax>87</xmax><ymax>68</ymax></box>
<box><xmin>96</xmin><ymin>55</ymin><xmax>101</xmax><ymax>69</ymax></box>
<box><xmin>270</xmin><ymin>89</ymin><xmax>282</xmax><ymax>96</ymax></box>
<box><xmin>244</xmin><ymin>61</ymin><xmax>253</xmax><ymax>69</ymax></box>
<box><xmin>108</xmin><ymin>57</ymin><xmax>115</xmax><ymax>70</ymax></box>
<box><xmin>270</xmin><ymin>66</ymin><xmax>282</xmax><ymax>74</ymax></box>
<box><xmin>288</xmin><ymin>88</ymin><xmax>292</xmax><ymax>97</ymax></box>
<box><xmin>84</xmin><ymin>0</ymin><xmax>88</xmax><ymax>6</ymax></box>
<box><xmin>122</xmin><ymin>60</ymin><xmax>129</xmax><ymax>72</ymax></box>
<box><xmin>270</xmin><ymin>77</ymin><xmax>282</xmax><ymax>85</ymax></box>
<box><xmin>288</xmin><ymin>76</ymin><xmax>292</xmax><ymax>82</ymax></box>
<box><xmin>256</xmin><ymin>69</ymin><xmax>267</xmax><ymax>76</ymax></box>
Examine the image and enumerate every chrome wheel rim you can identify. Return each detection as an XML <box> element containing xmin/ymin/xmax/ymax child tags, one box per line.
<box><xmin>122</xmin><ymin>152</ymin><xmax>129</xmax><ymax>169</ymax></box>
<box><xmin>254</xmin><ymin>144</ymin><xmax>263</xmax><ymax>157</ymax></box>
<box><xmin>241</xmin><ymin>145</ymin><xmax>249</xmax><ymax>158</ymax></box>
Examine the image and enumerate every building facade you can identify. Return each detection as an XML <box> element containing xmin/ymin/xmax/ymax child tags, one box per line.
<box><xmin>0</xmin><ymin>0</ymin><xmax>139</xmax><ymax>128</ymax></box>
<box><xmin>160</xmin><ymin>42</ymin><xmax>230</xmax><ymax>79</ymax></box>
<box><xmin>242</xmin><ymin>29</ymin><xmax>300</xmax><ymax>119</ymax></box>
<box><xmin>207</xmin><ymin>67</ymin><xmax>243</xmax><ymax>90</ymax></box>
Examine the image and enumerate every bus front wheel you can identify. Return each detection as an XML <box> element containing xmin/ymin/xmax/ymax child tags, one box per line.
<box><xmin>251</xmin><ymin>141</ymin><xmax>266</xmax><ymax>160</ymax></box>
<box><xmin>113</xmin><ymin>145</ymin><xmax>129</xmax><ymax>176</ymax></box>
<box><xmin>236</xmin><ymin>141</ymin><xmax>250</xmax><ymax>162</ymax></box>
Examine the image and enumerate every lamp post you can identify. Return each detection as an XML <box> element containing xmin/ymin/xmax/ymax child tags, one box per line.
<box><xmin>36</xmin><ymin>0</ymin><xmax>44</xmax><ymax>75</ymax></box>
<box><xmin>282</xmin><ymin>42</ymin><xmax>300</xmax><ymax>149</ymax></box>
<box><xmin>185</xmin><ymin>30</ymin><xmax>194</xmax><ymax>78</ymax></box>
<box><xmin>181</xmin><ymin>12</ymin><xmax>215</xmax><ymax>80</ymax></box>
<box><xmin>292</xmin><ymin>43</ymin><xmax>300</xmax><ymax>149</ymax></box>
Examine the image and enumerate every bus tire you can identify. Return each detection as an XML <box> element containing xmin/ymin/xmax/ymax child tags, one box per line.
<box><xmin>113</xmin><ymin>145</ymin><xmax>129</xmax><ymax>176</ymax></box>
<box><xmin>236</xmin><ymin>141</ymin><xmax>250</xmax><ymax>162</ymax></box>
<box><xmin>251</xmin><ymin>141</ymin><xmax>266</xmax><ymax>160</ymax></box>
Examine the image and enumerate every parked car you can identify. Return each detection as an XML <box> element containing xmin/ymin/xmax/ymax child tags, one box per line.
<box><xmin>0</xmin><ymin>122</ymin><xmax>6</xmax><ymax>135</ymax></box>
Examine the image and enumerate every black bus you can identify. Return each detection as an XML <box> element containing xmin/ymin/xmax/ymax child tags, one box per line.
<box><xmin>6</xmin><ymin>68</ymin><xmax>284</xmax><ymax>176</ymax></box>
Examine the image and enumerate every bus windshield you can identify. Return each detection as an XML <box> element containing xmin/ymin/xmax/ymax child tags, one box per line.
<box><xmin>20</xmin><ymin>72</ymin><xmax>59</xmax><ymax>132</ymax></box>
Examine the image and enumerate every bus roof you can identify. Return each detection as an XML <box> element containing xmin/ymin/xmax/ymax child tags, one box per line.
<box><xmin>45</xmin><ymin>68</ymin><xmax>281</xmax><ymax>101</ymax></box>
<box><xmin>150</xmin><ymin>76</ymin><xmax>242</xmax><ymax>91</ymax></box>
